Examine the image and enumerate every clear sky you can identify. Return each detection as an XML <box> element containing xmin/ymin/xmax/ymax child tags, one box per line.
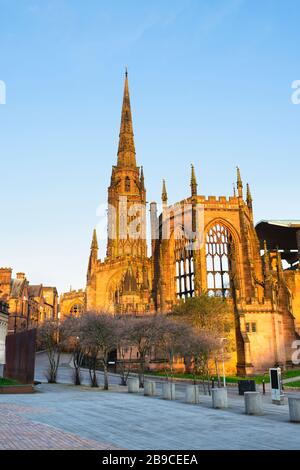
<box><xmin>0</xmin><ymin>0</ymin><xmax>299</xmax><ymax>294</ymax></box>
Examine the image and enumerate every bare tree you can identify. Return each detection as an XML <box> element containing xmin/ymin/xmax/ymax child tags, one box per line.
<box><xmin>171</xmin><ymin>293</ymin><xmax>234</xmax><ymax>379</ymax></box>
<box><xmin>115</xmin><ymin>315</ymin><xmax>134</xmax><ymax>386</ymax></box>
<box><xmin>38</xmin><ymin>320</ymin><xmax>66</xmax><ymax>383</ymax></box>
<box><xmin>81</xmin><ymin>312</ymin><xmax>117</xmax><ymax>390</ymax></box>
<box><xmin>61</xmin><ymin>315</ymin><xmax>85</xmax><ymax>385</ymax></box>
<box><xmin>181</xmin><ymin>330</ymin><xmax>221</xmax><ymax>394</ymax></box>
<box><xmin>155</xmin><ymin>316</ymin><xmax>192</xmax><ymax>381</ymax></box>
<box><xmin>127</xmin><ymin>315</ymin><xmax>162</xmax><ymax>387</ymax></box>
<box><xmin>86</xmin><ymin>345</ymin><xmax>99</xmax><ymax>388</ymax></box>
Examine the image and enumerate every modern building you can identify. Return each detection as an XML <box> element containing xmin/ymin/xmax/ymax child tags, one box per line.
<box><xmin>256</xmin><ymin>220</ymin><xmax>300</xmax><ymax>334</ymax></box>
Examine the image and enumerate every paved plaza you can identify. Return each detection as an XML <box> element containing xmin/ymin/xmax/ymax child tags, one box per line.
<box><xmin>0</xmin><ymin>400</ymin><xmax>119</xmax><ymax>450</ymax></box>
<box><xmin>1</xmin><ymin>359</ymin><xmax>300</xmax><ymax>450</ymax></box>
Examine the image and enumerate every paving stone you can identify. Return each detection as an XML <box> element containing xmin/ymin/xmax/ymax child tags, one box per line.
<box><xmin>0</xmin><ymin>383</ymin><xmax>300</xmax><ymax>450</ymax></box>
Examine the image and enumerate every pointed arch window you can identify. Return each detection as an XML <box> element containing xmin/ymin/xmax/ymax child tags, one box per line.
<box><xmin>175</xmin><ymin>247</ymin><xmax>195</xmax><ymax>300</ymax></box>
<box><xmin>70</xmin><ymin>303</ymin><xmax>84</xmax><ymax>316</ymax></box>
<box><xmin>205</xmin><ymin>224</ymin><xmax>232</xmax><ymax>298</ymax></box>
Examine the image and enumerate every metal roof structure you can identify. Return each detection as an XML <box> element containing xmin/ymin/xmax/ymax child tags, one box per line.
<box><xmin>255</xmin><ymin>220</ymin><xmax>300</xmax><ymax>267</ymax></box>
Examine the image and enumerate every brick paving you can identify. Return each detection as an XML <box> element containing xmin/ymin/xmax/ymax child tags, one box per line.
<box><xmin>1</xmin><ymin>354</ymin><xmax>300</xmax><ymax>451</ymax></box>
<box><xmin>0</xmin><ymin>403</ymin><xmax>119</xmax><ymax>450</ymax></box>
<box><xmin>0</xmin><ymin>382</ymin><xmax>300</xmax><ymax>450</ymax></box>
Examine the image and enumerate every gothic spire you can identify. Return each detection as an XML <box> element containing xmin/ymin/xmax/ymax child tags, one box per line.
<box><xmin>236</xmin><ymin>166</ymin><xmax>243</xmax><ymax>198</ymax></box>
<box><xmin>162</xmin><ymin>179</ymin><xmax>168</xmax><ymax>203</ymax></box>
<box><xmin>246</xmin><ymin>183</ymin><xmax>253</xmax><ymax>208</ymax></box>
<box><xmin>87</xmin><ymin>228</ymin><xmax>98</xmax><ymax>281</ymax></box>
<box><xmin>190</xmin><ymin>164</ymin><xmax>198</xmax><ymax>197</ymax></box>
<box><xmin>91</xmin><ymin>228</ymin><xmax>98</xmax><ymax>251</ymax></box>
<box><xmin>263</xmin><ymin>240</ymin><xmax>270</xmax><ymax>272</ymax></box>
<box><xmin>117</xmin><ymin>70</ymin><xmax>136</xmax><ymax>168</ymax></box>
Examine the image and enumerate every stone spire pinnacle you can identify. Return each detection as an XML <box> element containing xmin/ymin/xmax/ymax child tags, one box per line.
<box><xmin>246</xmin><ymin>183</ymin><xmax>252</xmax><ymax>202</ymax></box>
<box><xmin>263</xmin><ymin>240</ymin><xmax>270</xmax><ymax>271</ymax></box>
<box><xmin>162</xmin><ymin>179</ymin><xmax>168</xmax><ymax>203</ymax></box>
<box><xmin>117</xmin><ymin>70</ymin><xmax>136</xmax><ymax>168</ymax></box>
<box><xmin>140</xmin><ymin>166</ymin><xmax>145</xmax><ymax>191</ymax></box>
<box><xmin>263</xmin><ymin>240</ymin><xmax>272</xmax><ymax>298</ymax></box>
<box><xmin>246</xmin><ymin>183</ymin><xmax>253</xmax><ymax>210</ymax></box>
<box><xmin>91</xmin><ymin>228</ymin><xmax>98</xmax><ymax>251</ymax></box>
<box><xmin>236</xmin><ymin>166</ymin><xmax>243</xmax><ymax>198</ymax></box>
<box><xmin>190</xmin><ymin>164</ymin><xmax>198</xmax><ymax>197</ymax></box>
<box><xmin>276</xmin><ymin>249</ymin><xmax>283</xmax><ymax>277</ymax></box>
<box><xmin>87</xmin><ymin>228</ymin><xmax>98</xmax><ymax>280</ymax></box>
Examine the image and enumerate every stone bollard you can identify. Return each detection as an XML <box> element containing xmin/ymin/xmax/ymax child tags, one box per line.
<box><xmin>127</xmin><ymin>377</ymin><xmax>140</xmax><ymax>393</ymax></box>
<box><xmin>185</xmin><ymin>384</ymin><xmax>200</xmax><ymax>404</ymax></box>
<box><xmin>244</xmin><ymin>391</ymin><xmax>263</xmax><ymax>415</ymax></box>
<box><xmin>144</xmin><ymin>380</ymin><xmax>156</xmax><ymax>396</ymax></box>
<box><xmin>163</xmin><ymin>382</ymin><xmax>176</xmax><ymax>400</ymax></box>
<box><xmin>212</xmin><ymin>388</ymin><xmax>228</xmax><ymax>409</ymax></box>
<box><xmin>288</xmin><ymin>397</ymin><xmax>300</xmax><ymax>423</ymax></box>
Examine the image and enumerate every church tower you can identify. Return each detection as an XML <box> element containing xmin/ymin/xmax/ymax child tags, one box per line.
<box><xmin>107</xmin><ymin>70</ymin><xmax>147</xmax><ymax>259</ymax></box>
<box><xmin>59</xmin><ymin>71</ymin><xmax>298</xmax><ymax>376</ymax></box>
<box><xmin>84</xmin><ymin>71</ymin><xmax>152</xmax><ymax>314</ymax></box>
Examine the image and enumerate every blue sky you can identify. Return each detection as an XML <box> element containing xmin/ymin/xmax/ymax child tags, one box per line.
<box><xmin>0</xmin><ymin>0</ymin><xmax>299</xmax><ymax>293</ymax></box>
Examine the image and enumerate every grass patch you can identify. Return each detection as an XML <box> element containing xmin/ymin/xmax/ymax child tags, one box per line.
<box><xmin>285</xmin><ymin>380</ymin><xmax>300</xmax><ymax>388</ymax></box>
<box><xmin>144</xmin><ymin>370</ymin><xmax>270</xmax><ymax>384</ymax></box>
<box><xmin>145</xmin><ymin>368</ymin><xmax>300</xmax><ymax>384</ymax></box>
<box><xmin>0</xmin><ymin>377</ymin><xmax>20</xmax><ymax>386</ymax></box>
<box><xmin>213</xmin><ymin>375</ymin><xmax>270</xmax><ymax>384</ymax></box>
<box><xmin>144</xmin><ymin>371</ymin><xmax>196</xmax><ymax>380</ymax></box>
<box><xmin>282</xmin><ymin>369</ymin><xmax>300</xmax><ymax>380</ymax></box>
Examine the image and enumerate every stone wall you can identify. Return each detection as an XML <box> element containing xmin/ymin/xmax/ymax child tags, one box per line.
<box><xmin>0</xmin><ymin>312</ymin><xmax>8</xmax><ymax>371</ymax></box>
<box><xmin>285</xmin><ymin>270</ymin><xmax>300</xmax><ymax>334</ymax></box>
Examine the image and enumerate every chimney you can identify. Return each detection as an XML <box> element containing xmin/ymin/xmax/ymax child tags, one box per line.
<box><xmin>0</xmin><ymin>267</ymin><xmax>12</xmax><ymax>284</ymax></box>
<box><xmin>16</xmin><ymin>272</ymin><xmax>26</xmax><ymax>280</ymax></box>
<box><xmin>0</xmin><ymin>268</ymin><xmax>12</xmax><ymax>297</ymax></box>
